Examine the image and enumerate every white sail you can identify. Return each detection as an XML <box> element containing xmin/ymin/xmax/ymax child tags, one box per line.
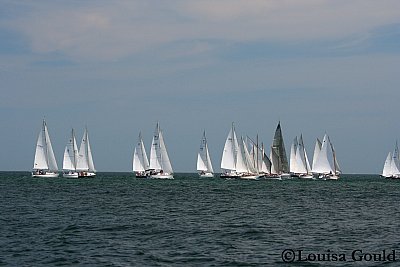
<box><xmin>312</xmin><ymin>134</ymin><xmax>334</xmax><ymax>174</ymax></box>
<box><xmin>159</xmin><ymin>130</ymin><xmax>173</xmax><ymax>174</ymax></box>
<box><xmin>133</xmin><ymin>132</ymin><xmax>149</xmax><ymax>172</ymax></box>
<box><xmin>76</xmin><ymin>128</ymin><xmax>96</xmax><ymax>172</ymax></box>
<box><xmin>149</xmin><ymin>123</ymin><xmax>173</xmax><ymax>174</ymax></box>
<box><xmin>33</xmin><ymin>128</ymin><xmax>47</xmax><ymax>170</ymax></box>
<box><xmin>295</xmin><ymin>143</ymin><xmax>307</xmax><ymax>174</ymax></box>
<box><xmin>63</xmin><ymin>129</ymin><xmax>78</xmax><ymax>171</ymax></box>
<box><xmin>149</xmin><ymin>126</ymin><xmax>162</xmax><ymax>170</ymax></box>
<box><xmin>221</xmin><ymin>124</ymin><xmax>237</xmax><ymax>171</ymax></box>
<box><xmin>241</xmin><ymin>137</ymin><xmax>257</xmax><ymax>173</ymax></box>
<box><xmin>312</xmin><ymin>138</ymin><xmax>322</xmax><ymax>171</ymax></box>
<box><xmin>33</xmin><ymin>120</ymin><xmax>58</xmax><ymax>172</ymax></box>
<box><xmin>290</xmin><ymin>137</ymin><xmax>298</xmax><ymax>173</ymax></box>
<box><xmin>382</xmin><ymin>152</ymin><xmax>392</xmax><ymax>177</ymax></box>
<box><xmin>328</xmin><ymin>136</ymin><xmax>340</xmax><ymax>174</ymax></box>
<box><xmin>390</xmin><ymin>142</ymin><xmax>400</xmax><ymax>176</ymax></box>
<box><xmin>197</xmin><ymin>131</ymin><xmax>213</xmax><ymax>173</ymax></box>
<box><xmin>296</xmin><ymin>135</ymin><xmax>311</xmax><ymax>174</ymax></box>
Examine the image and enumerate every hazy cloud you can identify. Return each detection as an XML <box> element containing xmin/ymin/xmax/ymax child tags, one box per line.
<box><xmin>4</xmin><ymin>0</ymin><xmax>400</xmax><ymax>61</ymax></box>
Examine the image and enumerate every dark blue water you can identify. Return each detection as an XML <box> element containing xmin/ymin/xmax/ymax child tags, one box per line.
<box><xmin>1</xmin><ymin>172</ymin><xmax>400</xmax><ymax>266</ymax></box>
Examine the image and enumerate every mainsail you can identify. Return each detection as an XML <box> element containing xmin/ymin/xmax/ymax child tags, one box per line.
<box><xmin>312</xmin><ymin>134</ymin><xmax>334</xmax><ymax>174</ymax></box>
<box><xmin>63</xmin><ymin>129</ymin><xmax>78</xmax><ymax>171</ymax></box>
<box><xmin>33</xmin><ymin>120</ymin><xmax>58</xmax><ymax>172</ymax></box>
<box><xmin>221</xmin><ymin>123</ymin><xmax>238</xmax><ymax>171</ymax></box>
<box><xmin>312</xmin><ymin>138</ymin><xmax>322</xmax><ymax>171</ymax></box>
<box><xmin>149</xmin><ymin>123</ymin><xmax>173</xmax><ymax>174</ymax></box>
<box><xmin>197</xmin><ymin>131</ymin><xmax>214</xmax><ymax>173</ymax></box>
<box><xmin>133</xmin><ymin>132</ymin><xmax>150</xmax><ymax>172</ymax></box>
<box><xmin>76</xmin><ymin>127</ymin><xmax>96</xmax><ymax>172</ymax></box>
<box><xmin>272</xmin><ymin>122</ymin><xmax>289</xmax><ymax>173</ymax></box>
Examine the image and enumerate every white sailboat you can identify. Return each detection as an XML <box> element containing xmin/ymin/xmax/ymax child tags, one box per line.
<box><xmin>311</xmin><ymin>138</ymin><xmax>322</xmax><ymax>172</ymax></box>
<box><xmin>381</xmin><ymin>142</ymin><xmax>400</xmax><ymax>179</ymax></box>
<box><xmin>289</xmin><ymin>137</ymin><xmax>298</xmax><ymax>177</ymax></box>
<box><xmin>197</xmin><ymin>131</ymin><xmax>214</xmax><ymax>178</ymax></box>
<box><xmin>220</xmin><ymin>123</ymin><xmax>255</xmax><ymax>179</ymax></box>
<box><xmin>260</xmin><ymin>143</ymin><xmax>273</xmax><ymax>178</ymax></box>
<box><xmin>239</xmin><ymin>136</ymin><xmax>260</xmax><ymax>179</ymax></box>
<box><xmin>132</xmin><ymin>132</ymin><xmax>150</xmax><ymax>178</ymax></box>
<box><xmin>76</xmin><ymin>127</ymin><xmax>96</xmax><ymax>178</ymax></box>
<box><xmin>220</xmin><ymin>123</ymin><xmax>241</xmax><ymax>178</ymax></box>
<box><xmin>312</xmin><ymin>134</ymin><xmax>341</xmax><ymax>180</ymax></box>
<box><xmin>268</xmin><ymin>147</ymin><xmax>282</xmax><ymax>180</ymax></box>
<box><xmin>381</xmin><ymin>152</ymin><xmax>393</xmax><ymax>178</ymax></box>
<box><xmin>32</xmin><ymin>119</ymin><xmax>59</xmax><ymax>178</ymax></box>
<box><xmin>248</xmin><ymin>137</ymin><xmax>271</xmax><ymax>178</ymax></box>
<box><xmin>296</xmin><ymin>135</ymin><xmax>313</xmax><ymax>179</ymax></box>
<box><xmin>149</xmin><ymin>122</ymin><xmax>174</xmax><ymax>179</ymax></box>
<box><xmin>62</xmin><ymin>129</ymin><xmax>79</xmax><ymax>178</ymax></box>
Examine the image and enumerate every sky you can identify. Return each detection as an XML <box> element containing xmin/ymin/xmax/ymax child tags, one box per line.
<box><xmin>1</xmin><ymin>0</ymin><xmax>400</xmax><ymax>174</ymax></box>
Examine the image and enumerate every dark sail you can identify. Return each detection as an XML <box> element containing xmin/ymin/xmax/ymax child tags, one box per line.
<box><xmin>272</xmin><ymin>122</ymin><xmax>289</xmax><ymax>173</ymax></box>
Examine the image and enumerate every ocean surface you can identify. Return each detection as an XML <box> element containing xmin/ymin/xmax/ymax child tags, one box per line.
<box><xmin>1</xmin><ymin>172</ymin><xmax>400</xmax><ymax>266</ymax></box>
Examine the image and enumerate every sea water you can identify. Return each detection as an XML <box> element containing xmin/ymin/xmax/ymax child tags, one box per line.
<box><xmin>1</xmin><ymin>172</ymin><xmax>400</xmax><ymax>266</ymax></box>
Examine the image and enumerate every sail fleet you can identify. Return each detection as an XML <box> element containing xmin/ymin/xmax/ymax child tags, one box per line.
<box><xmin>33</xmin><ymin>120</ymin><xmax>96</xmax><ymax>178</ymax></box>
<box><xmin>33</xmin><ymin>119</ymin><xmax>345</xmax><ymax>180</ymax></box>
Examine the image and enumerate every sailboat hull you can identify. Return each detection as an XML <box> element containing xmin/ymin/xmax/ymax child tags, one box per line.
<box><xmin>220</xmin><ymin>173</ymin><xmax>241</xmax><ymax>179</ymax></box>
<box><xmin>134</xmin><ymin>171</ymin><xmax>149</xmax><ymax>178</ymax></box>
<box><xmin>239</xmin><ymin>174</ymin><xmax>260</xmax><ymax>180</ymax></box>
<box><xmin>264</xmin><ymin>175</ymin><xmax>282</xmax><ymax>180</ymax></box>
<box><xmin>32</xmin><ymin>171</ymin><xmax>59</xmax><ymax>178</ymax></box>
<box><xmin>150</xmin><ymin>173</ymin><xmax>174</xmax><ymax>179</ymax></box>
<box><xmin>298</xmin><ymin>174</ymin><xmax>314</xmax><ymax>179</ymax></box>
<box><xmin>198</xmin><ymin>172</ymin><xmax>214</xmax><ymax>178</ymax></box>
<box><xmin>78</xmin><ymin>172</ymin><xmax>96</xmax><ymax>178</ymax></box>
<box><xmin>63</xmin><ymin>171</ymin><xmax>79</xmax><ymax>178</ymax></box>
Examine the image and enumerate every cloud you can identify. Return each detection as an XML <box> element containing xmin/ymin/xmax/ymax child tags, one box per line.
<box><xmin>3</xmin><ymin>0</ymin><xmax>400</xmax><ymax>61</ymax></box>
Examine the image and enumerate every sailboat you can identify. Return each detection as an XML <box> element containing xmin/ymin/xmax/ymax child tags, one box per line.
<box><xmin>289</xmin><ymin>137</ymin><xmax>299</xmax><ymax>177</ymax></box>
<box><xmin>381</xmin><ymin>142</ymin><xmax>400</xmax><ymax>179</ymax></box>
<box><xmin>239</xmin><ymin>136</ymin><xmax>260</xmax><ymax>179</ymax></box>
<box><xmin>149</xmin><ymin>122</ymin><xmax>174</xmax><ymax>179</ymax></box>
<box><xmin>248</xmin><ymin>137</ymin><xmax>272</xmax><ymax>178</ymax></box>
<box><xmin>32</xmin><ymin>119</ymin><xmax>59</xmax><ymax>178</ymax></box>
<box><xmin>132</xmin><ymin>132</ymin><xmax>150</xmax><ymax>178</ymax></box>
<box><xmin>271</xmin><ymin>121</ymin><xmax>290</xmax><ymax>178</ymax></box>
<box><xmin>295</xmin><ymin>135</ymin><xmax>313</xmax><ymax>179</ymax></box>
<box><xmin>220</xmin><ymin>123</ymin><xmax>241</xmax><ymax>178</ymax></box>
<box><xmin>312</xmin><ymin>134</ymin><xmax>341</xmax><ymax>180</ymax></box>
<box><xmin>197</xmin><ymin>131</ymin><xmax>214</xmax><ymax>178</ymax></box>
<box><xmin>311</xmin><ymin>138</ymin><xmax>322</xmax><ymax>172</ymax></box>
<box><xmin>62</xmin><ymin>129</ymin><xmax>79</xmax><ymax>178</ymax></box>
<box><xmin>220</xmin><ymin>124</ymin><xmax>259</xmax><ymax>179</ymax></box>
<box><xmin>76</xmin><ymin>127</ymin><xmax>96</xmax><ymax>178</ymax></box>
<box><xmin>381</xmin><ymin>152</ymin><xmax>393</xmax><ymax>178</ymax></box>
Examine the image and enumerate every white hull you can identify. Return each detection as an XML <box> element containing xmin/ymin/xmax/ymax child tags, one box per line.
<box><xmin>199</xmin><ymin>172</ymin><xmax>214</xmax><ymax>178</ymax></box>
<box><xmin>326</xmin><ymin>175</ymin><xmax>340</xmax><ymax>180</ymax></box>
<box><xmin>63</xmin><ymin>171</ymin><xmax>79</xmax><ymax>178</ymax></box>
<box><xmin>239</xmin><ymin>174</ymin><xmax>260</xmax><ymax>180</ymax></box>
<box><xmin>32</xmin><ymin>171</ymin><xmax>59</xmax><ymax>178</ymax></box>
<box><xmin>150</xmin><ymin>173</ymin><xmax>174</xmax><ymax>179</ymax></box>
<box><xmin>78</xmin><ymin>171</ymin><xmax>96</xmax><ymax>178</ymax></box>
<box><xmin>298</xmin><ymin>174</ymin><xmax>315</xmax><ymax>179</ymax></box>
